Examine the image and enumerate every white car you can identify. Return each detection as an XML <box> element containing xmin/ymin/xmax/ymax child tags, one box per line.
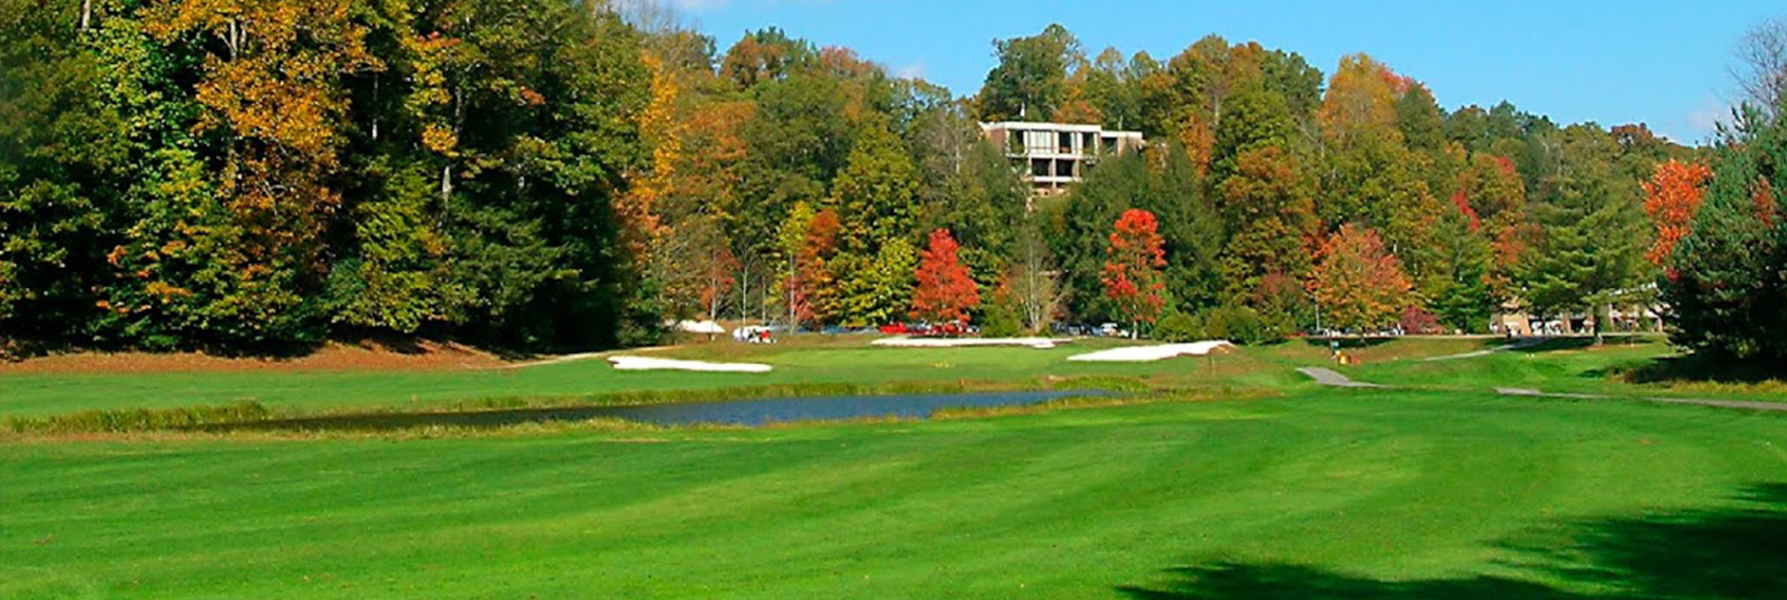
<box><xmin>1098</xmin><ymin>323</ymin><xmax>1129</xmax><ymax>338</ymax></box>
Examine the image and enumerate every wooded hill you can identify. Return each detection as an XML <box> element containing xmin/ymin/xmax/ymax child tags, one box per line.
<box><xmin>7</xmin><ymin>1</ymin><xmax>1768</xmax><ymax>358</ymax></box>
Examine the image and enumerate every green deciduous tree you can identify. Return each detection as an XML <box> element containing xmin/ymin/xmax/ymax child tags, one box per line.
<box><xmin>326</xmin><ymin>160</ymin><xmax>466</xmax><ymax>333</ymax></box>
<box><xmin>830</xmin><ymin>123</ymin><xmax>918</xmax><ymax>252</ymax></box>
<box><xmin>0</xmin><ymin>1</ymin><xmax>123</xmax><ymax>340</ymax></box>
<box><xmin>832</xmin><ymin>238</ymin><xmax>916</xmax><ymax>328</ymax></box>
<box><xmin>976</xmin><ymin>24</ymin><xmax>1080</xmax><ymax>121</ymax></box>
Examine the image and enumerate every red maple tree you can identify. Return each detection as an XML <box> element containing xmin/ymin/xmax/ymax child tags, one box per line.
<box><xmin>1101</xmin><ymin>209</ymin><xmax>1168</xmax><ymax>335</ymax></box>
<box><xmin>1642</xmin><ymin>159</ymin><xmax>1713</xmax><ymax>265</ymax></box>
<box><xmin>910</xmin><ymin>229</ymin><xmax>980</xmax><ymax>324</ymax></box>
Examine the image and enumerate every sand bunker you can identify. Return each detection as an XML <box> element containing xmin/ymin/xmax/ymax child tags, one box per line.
<box><xmin>871</xmin><ymin>337</ymin><xmax>1072</xmax><ymax>349</ymax></box>
<box><xmin>607</xmin><ymin>356</ymin><xmax>773</xmax><ymax>373</ymax></box>
<box><xmin>1066</xmin><ymin>341</ymin><xmax>1233</xmax><ymax>362</ymax></box>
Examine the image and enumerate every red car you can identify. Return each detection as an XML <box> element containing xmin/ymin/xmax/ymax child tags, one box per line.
<box><xmin>880</xmin><ymin>322</ymin><xmax>970</xmax><ymax>337</ymax></box>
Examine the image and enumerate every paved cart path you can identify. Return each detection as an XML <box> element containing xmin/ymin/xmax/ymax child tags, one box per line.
<box><xmin>1295</xmin><ymin>367</ymin><xmax>1385</xmax><ymax>388</ymax></box>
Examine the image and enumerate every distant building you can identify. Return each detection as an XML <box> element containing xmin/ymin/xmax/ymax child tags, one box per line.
<box><xmin>979</xmin><ymin>122</ymin><xmax>1144</xmax><ymax>196</ymax></box>
<box><xmin>1491</xmin><ymin>287</ymin><xmax>1667</xmax><ymax>337</ymax></box>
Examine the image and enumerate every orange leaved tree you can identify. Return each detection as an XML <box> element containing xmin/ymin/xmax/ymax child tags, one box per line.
<box><xmin>787</xmin><ymin>208</ymin><xmax>841</xmax><ymax>327</ymax></box>
<box><xmin>909</xmin><ymin>229</ymin><xmax>980</xmax><ymax>325</ymax></box>
<box><xmin>1309</xmin><ymin>224</ymin><xmax>1412</xmax><ymax>333</ymax></box>
<box><xmin>1643</xmin><ymin>159</ymin><xmax>1714</xmax><ymax>266</ymax></box>
<box><xmin>1101</xmin><ymin>209</ymin><xmax>1168</xmax><ymax>338</ymax></box>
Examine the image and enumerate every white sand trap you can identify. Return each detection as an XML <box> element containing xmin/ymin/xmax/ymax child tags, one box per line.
<box><xmin>607</xmin><ymin>356</ymin><xmax>772</xmax><ymax>373</ymax></box>
<box><xmin>1067</xmin><ymin>341</ymin><xmax>1234</xmax><ymax>362</ymax></box>
<box><xmin>872</xmin><ymin>337</ymin><xmax>1072</xmax><ymax>349</ymax></box>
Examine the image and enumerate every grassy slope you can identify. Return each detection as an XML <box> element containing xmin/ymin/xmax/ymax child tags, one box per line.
<box><xmin>1343</xmin><ymin>337</ymin><xmax>1787</xmax><ymax>401</ymax></box>
<box><xmin>4</xmin><ymin>389</ymin><xmax>1786</xmax><ymax>599</ymax></box>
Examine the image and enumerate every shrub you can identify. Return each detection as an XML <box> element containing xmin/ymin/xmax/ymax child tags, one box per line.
<box><xmin>1399</xmin><ymin>306</ymin><xmax>1443</xmax><ymax>335</ymax></box>
<box><xmin>1203</xmin><ymin>305</ymin><xmax>1275</xmax><ymax>345</ymax></box>
<box><xmin>1155</xmin><ymin>311</ymin><xmax>1206</xmax><ymax>342</ymax></box>
<box><xmin>979</xmin><ymin>300</ymin><xmax>1024</xmax><ymax>337</ymax></box>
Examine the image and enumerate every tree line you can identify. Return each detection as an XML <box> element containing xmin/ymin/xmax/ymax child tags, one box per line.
<box><xmin>2</xmin><ymin>2</ymin><xmax>1772</xmax><ymax>357</ymax></box>
<box><xmin>3</xmin><ymin>0</ymin><xmax>657</xmax><ymax>352</ymax></box>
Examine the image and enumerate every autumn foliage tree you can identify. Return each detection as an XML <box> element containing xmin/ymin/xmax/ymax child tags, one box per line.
<box><xmin>126</xmin><ymin>0</ymin><xmax>380</xmax><ymax>345</ymax></box>
<box><xmin>789</xmin><ymin>207</ymin><xmax>842</xmax><ymax>327</ymax></box>
<box><xmin>910</xmin><ymin>229</ymin><xmax>980</xmax><ymax>324</ymax></box>
<box><xmin>1102</xmin><ymin>209</ymin><xmax>1168</xmax><ymax>336</ymax></box>
<box><xmin>1643</xmin><ymin>159</ymin><xmax>1715</xmax><ymax>266</ymax></box>
<box><xmin>1219</xmin><ymin>145</ymin><xmax>1319</xmax><ymax>301</ymax></box>
<box><xmin>1309</xmin><ymin>224</ymin><xmax>1413</xmax><ymax>333</ymax></box>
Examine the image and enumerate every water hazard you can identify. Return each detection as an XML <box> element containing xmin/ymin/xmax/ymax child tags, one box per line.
<box><xmin>197</xmin><ymin>390</ymin><xmax>1114</xmax><ymax>432</ymax></box>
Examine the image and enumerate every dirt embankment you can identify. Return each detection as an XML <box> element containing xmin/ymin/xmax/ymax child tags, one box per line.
<box><xmin>0</xmin><ymin>340</ymin><xmax>508</xmax><ymax>375</ymax></box>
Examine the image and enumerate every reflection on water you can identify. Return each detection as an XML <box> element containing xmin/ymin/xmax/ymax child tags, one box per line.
<box><xmin>197</xmin><ymin>390</ymin><xmax>1113</xmax><ymax>432</ymax></box>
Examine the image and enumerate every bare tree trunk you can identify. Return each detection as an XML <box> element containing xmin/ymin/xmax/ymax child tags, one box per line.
<box><xmin>226</xmin><ymin>18</ymin><xmax>240</xmax><ymax>60</ymax></box>
<box><xmin>371</xmin><ymin>75</ymin><xmax>381</xmax><ymax>141</ymax></box>
<box><xmin>738</xmin><ymin>257</ymin><xmax>749</xmax><ymax>325</ymax></box>
<box><xmin>80</xmin><ymin>0</ymin><xmax>92</xmax><ymax>31</ymax></box>
<box><xmin>443</xmin><ymin>83</ymin><xmax>464</xmax><ymax>203</ymax></box>
<box><xmin>440</xmin><ymin>165</ymin><xmax>453</xmax><ymax>203</ymax></box>
<box><xmin>1735</xmin><ymin>18</ymin><xmax>1787</xmax><ymax>121</ymax></box>
<box><xmin>786</xmin><ymin>256</ymin><xmax>796</xmax><ymax>331</ymax></box>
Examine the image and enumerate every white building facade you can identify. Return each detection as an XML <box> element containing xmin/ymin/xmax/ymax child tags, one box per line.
<box><xmin>979</xmin><ymin>122</ymin><xmax>1145</xmax><ymax>195</ymax></box>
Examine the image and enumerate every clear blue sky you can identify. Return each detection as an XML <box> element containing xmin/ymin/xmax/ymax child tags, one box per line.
<box><xmin>668</xmin><ymin>0</ymin><xmax>1782</xmax><ymax>145</ymax></box>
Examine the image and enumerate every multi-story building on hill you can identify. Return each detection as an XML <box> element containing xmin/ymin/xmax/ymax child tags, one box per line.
<box><xmin>979</xmin><ymin>122</ymin><xmax>1145</xmax><ymax>196</ymax></box>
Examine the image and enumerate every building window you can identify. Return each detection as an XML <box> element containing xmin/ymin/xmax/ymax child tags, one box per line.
<box><xmin>1055</xmin><ymin>159</ymin><xmax>1075</xmax><ymax>177</ymax></box>
<box><xmin>1082</xmin><ymin>132</ymin><xmax>1096</xmax><ymax>154</ymax></box>
<box><xmin>1057</xmin><ymin>131</ymin><xmax>1073</xmax><ymax>153</ymax></box>
<box><xmin>1031</xmin><ymin>158</ymin><xmax>1050</xmax><ymax>177</ymax></box>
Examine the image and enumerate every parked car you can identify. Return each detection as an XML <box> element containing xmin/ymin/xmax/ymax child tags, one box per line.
<box><xmin>733</xmin><ymin>326</ymin><xmax>777</xmax><ymax>344</ymax></box>
<box><xmin>1097</xmin><ymin>323</ymin><xmax>1130</xmax><ymax>338</ymax></box>
<box><xmin>928</xmin><ymin>321</ymin><xmax>969</xmax><ymax>337</ymax></box>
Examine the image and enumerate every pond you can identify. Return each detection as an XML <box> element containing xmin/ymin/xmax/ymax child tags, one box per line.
<box><xmin>196</xmin><ymin>390</ymin><xmax>1114</xmax><ymax>433</ymax></box>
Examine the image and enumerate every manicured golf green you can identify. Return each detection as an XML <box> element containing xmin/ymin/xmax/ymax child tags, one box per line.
<box><xmin>3</xmin><ymin>388</ymin><xmax>1785</xmax><ymax>599</ymax></box>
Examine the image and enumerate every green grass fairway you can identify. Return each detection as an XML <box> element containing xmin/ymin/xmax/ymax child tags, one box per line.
<box><xmin>0</xmin><ymin>338</ymin><xmax>1309</xmax><ymax>417</ymax></box>
<box><xmin>5</xmin><ymin>337</ymin><xmax>1786</xmax><ymax>598</ymax></box>
<box><xmin>4</xmin><ymin>389</ymin><xmax>1785</xmax><ymax>599</ymax></box>
<box><xmin>8</xmin><ymin>335</ymin><xmax>1779</xmax><ymax>420</ymax></box>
